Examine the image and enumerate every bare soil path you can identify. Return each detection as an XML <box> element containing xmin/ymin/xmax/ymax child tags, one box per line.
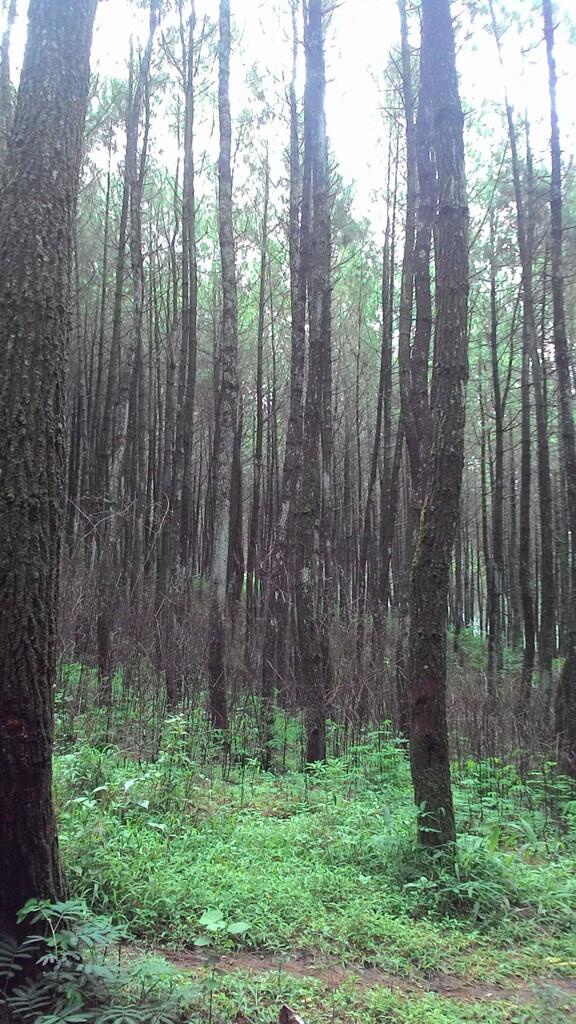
<box><xmin>151</xmin><ymin>947</ymin><xmax>576</xmax><ymax>1006</ymax></box>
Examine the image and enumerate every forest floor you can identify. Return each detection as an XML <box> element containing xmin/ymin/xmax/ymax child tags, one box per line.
<box><xmin>53</xmin><ymin>708</ymin><xmax>576</xmax><ymax>1023</ymax></box>
<box><xmin>155</xmin><ymin>944</ymin><xmax>576</xmax><ymax>1001</ymax></box>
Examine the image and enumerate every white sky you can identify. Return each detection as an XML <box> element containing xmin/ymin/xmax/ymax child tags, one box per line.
<box><xmin>2</xmin><ymin>0</ymin><xmax>575</xmax><ymax>236</ymax></box>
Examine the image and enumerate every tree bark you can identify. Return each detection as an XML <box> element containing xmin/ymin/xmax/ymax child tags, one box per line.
<box><xmin>408</xmin><ymin>0</ymin><xmax>468</xmax><ymax>848</ymax></box>
<box><xmin>294</xmin><ymin>0</ymin><xmax>331</xmax><ymax>765</ymax></box>
<box><xmin>0</xmin><ymin>0</ymin><xmax>97</xmax><ymax>938</ymax></box>
<box><xmin>518</xmin><ymin>327</ymin><xmax>535</xmax><ymax>713</ymax></box>
<box><xmin>0</xmin><ymin>0</ymin><xmax>16</xmax><ymax>161</ymax></box>
<box><xmin>260</xmin><ymin>0</ymin><xmax>308</xmax><ymax>767</ymax></box>
<box><xmin>208</xmin><ymin>0</ymin><xmax>239</xmax><ymax>733</ymax></box>
<box><xmin>246</xmin><ymin>153</ymin><xmax>269</xmax><ymax>652</ymax></box>
<box><xmin>178</xmin><ymin>0</ymin><xmax>199</xmax><ymax>569</ymax></box>
<box><xmin>543</xmin><ymin>0</ymin><xmax>576</xmax><ymax>774</ymax></box>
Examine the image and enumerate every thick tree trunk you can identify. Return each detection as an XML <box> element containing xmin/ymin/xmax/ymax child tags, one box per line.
<box><xmin>0</xmin><ymin>0</ymin><xmax>97</xmax><ymax>938</ymax></box>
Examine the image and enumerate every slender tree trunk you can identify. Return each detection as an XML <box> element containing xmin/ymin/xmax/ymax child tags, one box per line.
<box><xmin>124</xmin><ymin>8</ymin><xmax>157</xmax><ymax>590</ymax></box>
<box><xmin>357</xmin><ymin>237</ymin><xmax>389</xmax><ymax>692</ymax></box>
<box><xmin>490</xmin><ymin>1</ymin><xmax>555</xmax><ymax>713</ymax></box>
<box><xmin>90</xmin><ymin>132</ymin><xmax>112</xmax><ymax>495</ymax></box>
<box><xmin>246</xmin><ymin>153</ymin><xmax>269</xmax><ymax>655</ymax></box>
<box><xmin>260</xmin><ymin>0</ymin><xmax>307</xmax><ymax>767</ymax></box>
<box><xmin>373</xmin><ymin>138</ymin><xmax>399</xmax><ymax>642</ymax></box>
<box><xmin>178</xmin><ymin>1</ymin><xmax>199</xmax><ymax>569</ymax></box>
<box><xmin>518</xmin><ymin>326</ymin><xmax>535</xmax><ymax>714</ymax></box>
<box><xmin>208</xmin><ymin>0</ymin><xmax>239</xmax><ymax>733</ymax></box>
<box><xmin>96</xmin><ymin>81</ymin><xmax>131</xmax><ymax>504</ymax></box>
<box><xmin>227</xmin><ymin>409</ymin><xmax>244</xmax><ymax>617</ymax></box>
<box><xmin>488</xmin><ymin>254</ymin><xmax>505</xmax><ymax>680</ymax></box>
<box><xmin>543</xmin><ymin>0</ymin><xmax>576</xmax><ymax>774</ymax></box>
<box><xmin>508</xmin><ymin>436</ymin><xmax>522</xmax><ymax>648</ymax></box>
<box><xmin>95</xmin><ymin>33</ymin><xmax>152</xmax><ymax>704</ymax></box>
<box><xmin>395</xmin><ymin>0</ymin><xmax>418</xmax><ymax>734</ymax></box>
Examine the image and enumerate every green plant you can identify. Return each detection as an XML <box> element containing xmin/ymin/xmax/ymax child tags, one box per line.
<box><xmin>396</xmin><ymin>837</ymin><xmax>517</xmax><ymax>923</ymax></box>
<box><xmin>0</xmin><ymin>900</ymin><xmax>187</xmax><ymax>1024</ymax></box>
<box><xmin>194</xmin><ymin>909</ymin><xmax>251</xmax><ymax>948</ymax></box>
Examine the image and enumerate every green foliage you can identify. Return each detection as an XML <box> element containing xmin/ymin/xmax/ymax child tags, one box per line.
<box><xmin>52</xmin><ymin>721</ymin><xmax>576</xmax><ymax>985</ymax></box>
<box><xmin>41</xmin><ymin>696</ymin><xmax>576</xmax><ymax>1022</ymax></box>
<box><xmin>194</xmin><ymin>909</ymin><xmax>251</xmax><ymax>947</ymax></box>
<box><xmin>0</xmin><ymin>900</ymin><xmax>190</xmax><ymax>1024</ymax></box>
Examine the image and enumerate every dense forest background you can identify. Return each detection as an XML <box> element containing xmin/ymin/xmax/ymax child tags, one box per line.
<box><xmin>18</xmin><ymin>0</ymin><xmax>574</xmax><ymax>766</ymax></box>
<box><xmin>1</xmin><ymin>0</ymin><xmax>576</xmax><ymax>1021</ymax></box>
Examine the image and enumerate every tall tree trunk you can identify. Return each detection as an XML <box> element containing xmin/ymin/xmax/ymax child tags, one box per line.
<box><xmin>260</xmin><ymin>0</ymin><xmax>307</xmax><ymax>767</ymax></box>
<box><xmin>543</xmin><ymin>0</ymin><xmax>576</xmax><ymax>774</ymax></box>
<box><xmin>154</xmin><ymin>2</ymin><xmax>201</xmax><ymax>706</ymax></box>
<box><xmin>0</xmin><ymin>0</ymin><xmax>97</xmax><ymax>939</ymax></box>
<box><xmin>178</xmin><ymin>0</ymin><xmax>199</xmax><ymax>569</ymax></box>
<box><xmin>208</xmin><ymin>0</ymin><xmax>239</xmax><ymax>733</ymax></box>
<box><xmin>490</xmin><ymin>1</ymin><xmax>555</xmax><ymax>712</ymax></box>
<box><xmin>90</xmin><ymin>131</ymin><xmax>113</xmax><ymax>496</ymax></box>
<box><xmin>408</xmin><ymin>0</ymin><xmax>468</xmax><ymax>848</ymax></box>
<box><xmin>517</xmin><ymin>325</ymin><xmax>535</xmax><ymax>714</ymax></box>
<box><xmin>227</xmin><ymin>409</ymin><xmax>244</xmax><ymax>617</ymax></box>
<box><xmin>0</xmin><ymin>0</ymin><xmax>16</xmax><ymax>161</ymax></box>
<box><xmin>246</xmin><ymin>152</ymin><xmax>269</xmax><ymax>654</ymax></box>
<box><xmin>526</xmin><ymin>141</ymin><xmax>555</xmax><ymax>703</ymax></box>
<box><xmin>395</xmin><ymin>0</ymin><xmax>418</xmax><ymax>734</ymax></box>
<box><xmin>487</xmin><ymin>248</ymin><xmax>505</xmax><ymax>683</ymax></box>
<box><xmin>508</xmin><ymin>434</ymin><xmax>522</xmax><ymax>649</ymax></box>
<box><xmin>373</xmin><ymin>138</ymin><xmax>399</xmax><ymax>642</ymax></box>
<box><xmin>95</xmin><ymin>24</ymin><xmax>157</xmax><ymax>703</ymax></box>
<box><xmin>294</xmin><ymin>0</ymin><xmax>331</xmax><ymax>765</ymax></box>
<box><xmin>358</xmin><ymin>164</ymin><xmax>394</xmax><ymax>683</ymax></box>
<box><xmin>124</xmin><ymin>7</ymin><xmax>157</xmax><ymax>590</ymax></box>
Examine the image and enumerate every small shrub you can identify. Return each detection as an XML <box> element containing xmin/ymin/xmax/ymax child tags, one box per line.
<box><xmin>0</xmin><ymin>900</ymin><xmax>188</xmax><ymax>1024</ymax></box>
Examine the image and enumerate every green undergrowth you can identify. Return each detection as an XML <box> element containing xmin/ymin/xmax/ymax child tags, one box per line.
<box><xmin>53</xmin><ymin>716</ymin><xmax>576</xmax><ymax>997</ymax></box>
<box><xmin>121</xmin><ymin>958</ymin><xmax>576</xmax><ymax>1024</ymax></box>
<box><xmin>5</xmin><ymin>906</ymin><xmax>575</xmax><ymax>1024</ymax></box>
